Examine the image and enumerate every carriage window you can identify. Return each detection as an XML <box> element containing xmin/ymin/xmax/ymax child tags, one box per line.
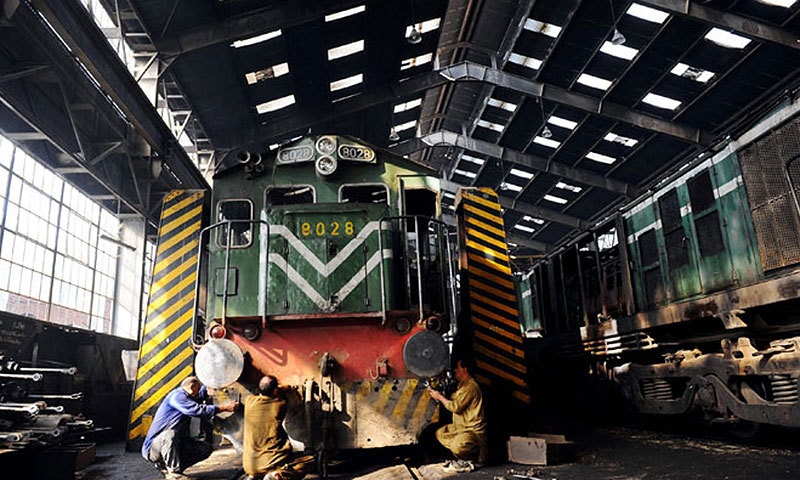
<box><xmin>340</xmin><ymin>184</ymin><xmax>389</xmax><ymax>204</ymax></box>
<box><xmin>217</xmin><ymin>199</ymin><xmax>253</xmax><ymax>248</ymax></box>
<box><xmin>266</xmin><ymin>185</ymin><xmax>315</xmax><ymax>206</ymax></box>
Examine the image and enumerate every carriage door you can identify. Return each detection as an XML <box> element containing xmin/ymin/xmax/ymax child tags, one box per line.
<box><xmin>687</xmin><ymin>170</ymin><xmax>734</xmax><ymax>293</ymax></box>
<box><xmin>658</xmin><ymin>188</ymin><xmax>701</xmax><ymax>301</ymax></box>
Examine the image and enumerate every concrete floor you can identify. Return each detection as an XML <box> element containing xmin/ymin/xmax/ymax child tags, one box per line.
<box><xmin>75</xmin><ymin>426</ymin><xmax>800</xmax><ymax>480</ymax></box>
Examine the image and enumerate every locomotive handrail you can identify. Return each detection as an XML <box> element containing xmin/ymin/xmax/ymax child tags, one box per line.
<box><xmin>378</xmin><ymin>215</ymin><xmax>455</xmax><ymax>326</ymax></box>
<box><xmin>191</xmin><ymin>218</ymin><xmax>270</xmax><ymax>350</ymax></box>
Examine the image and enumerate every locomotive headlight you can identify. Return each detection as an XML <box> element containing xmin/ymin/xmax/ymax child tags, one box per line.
<box><xmin>316</xmin><ymin>156</ymin><xmax>338</xmax><ymax>176</ymax></box>
<box><xmin>315</xmin><ymin>136</ymin><xmax>337</xmax><ymax>156</ymax></box>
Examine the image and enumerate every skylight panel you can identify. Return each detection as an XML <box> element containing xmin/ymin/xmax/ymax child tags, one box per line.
<box><xmin>600</xmin><ymin>41</ymin><xmax>638</xmax><ymax>60</ymax></box>
<box><xmin>405</xmin><ymin>18</ymin><xmax>442</xmax><ymax>37</ymax></box>
<box><xmin>477</xmin><ymin>119</ymin><xmax>505</xmax><ymax>133</ymax></box>
<box><xmin>524</xmin><ymin>19</ymin><xmax>562</xmax><ymax>38</ymax></box>
<box><xmin>245</xmin><ymin>63</ymin><xmax>289</xmax><ymax>85</ymax></box>
<box><xmin>533</xmin><ymin>136</ymin><xmax>561</xmax><ymax>149</ymax></box>
<box><xmin>508</xmin><ymin>53</ymin><xmax>542</xmax><ymax>70</ymax></box>
<box><xmin>586</xmin><ymin>151</ymin><xmax>617</xmax><ymax>165</ymax></box>
<box><xmin>705</xmin><ymin>28</ymin><xmax>751</xmax><ymax>49</ymax></box>
<box><xmin>461</xmin><ymin>154</ymin><xmax>485</xmax><ymax>165</ymax></box>
<box><xmin>523</xmin><ymin>215</ymin><xmax>545</xmax><ymax>225</ymax></box>
<box><xmin>548</xmin><ymin>116</ymin><xmax>577</xmax><ymax>130</ymax></box>
<box><xmin>543</xmin><ymin>194</ymin><xmax>568</xmax><ymax>205</ymax></box>
<box><xmin>488</xmin><ymin>98</ymin><xmax>518</xmax><ymax>112</ymax></box>
<box><xmin>642</xmin><ymin>92</ymin><xmax>681</xmax><ymax>110</ymax></box>
<box><xmin>577</xmin><ymin>73</ymin><xmax>612</xmax><ymax>91</ymax></box>
<box><xmin>443</xmin><ymin>191</ymin><xmax>456</xmax><ymax>199</ymax></box>
<box><xmin>604</xmin><ymin>132</ymin><xmax>638</xmax><ymax>147</ymax></box>
<box><xmin>757</xmin><ymin>0</ymin><xmax>797</xmax><ymax>6</ymax></box>
<box><xmin>626</xmin><ymin>3</ymin><xmax>670</xmax><ymax>23</ymax></box>
<box><xmin>330</xmin><ymin>73</ymin><xmax>363</xmax><ymax>91</ymax></box>
<box><xmin>394</xmin><ymin>120</ymin><xmax>417</xmax><ymax>132</ymax></box>
<box><xmin>232</xmin><ymin>30</ymin><xmax>282</xmax><ymax>48</ymax></box>
<box><xmin>394</xmin><ymin>98</ymin><xmax>422</xmax><ymax>113</ymax></box>
<box><xmin>501</xmin><ymin>182</ymin><xmax>523</xmax><ymax>192</ymax></box>
<box><xmin>401</xmin><ymin>53</ymin><xmax>433</xmax><ymax>71</ymax></box>
<box><xmin>514</xmin><ymin>224</ymin><xmax>536</xmax><ymax>233</ymax></box>
<box><xmin>325</xmin><ymin>5</ymin><xmax>365</xmax><ymax>22</ymax></box>
<box><xmin>671</xmin><ymin>63</ymin><xmax>715</xmax><ymax>83</ymax></box>
<box><xmin>556</xmin><ymin>182</ymin><xmax>582</xmax><ymax>193</ymax></box>
<box><xmin>509</xmin><ymin>168</ymin><xmax>534</xmax><ymax>180</ymax></box>
<box><xmin>256</xmin><ymin>94</ymin><xmax>295</xmax><ymax>114</ymax></box>
<box><xmin>453</xmin><ymin>168</ymin><xmax>477</xmax><ymax>179</ymax></box>
<box><xmin>328</xmin><ymin>40</ymin><xmax>364</xmax><ymax>60</ymax></box>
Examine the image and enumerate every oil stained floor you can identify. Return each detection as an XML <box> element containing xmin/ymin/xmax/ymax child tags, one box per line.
<box><xmin>75</xmin><ymin>425</ymin><xmax>800</xmax><ymax>480</ymax></box>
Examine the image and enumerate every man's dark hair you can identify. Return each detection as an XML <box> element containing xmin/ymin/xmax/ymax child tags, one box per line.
<box><xmin>258</xmin><ymin>375</ymin><xmax>278</xmax><ymax>397</ymax></box>
<box><xmin>456</xmin><ymin>356</ymin><xmax>477</xmax><ymax>376</ymax></box>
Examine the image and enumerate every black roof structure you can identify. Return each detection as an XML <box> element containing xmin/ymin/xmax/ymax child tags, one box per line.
<box><xmin>2</xmin><ymin>0</ymin><xmax>800</xmax><ymax>269</ymax></box>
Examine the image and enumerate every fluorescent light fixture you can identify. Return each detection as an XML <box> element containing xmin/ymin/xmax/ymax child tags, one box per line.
<box><xmin>524</xmin><ymin>19</ymin><xmax>562</xmax><ymax>38</ymax></box>
<box><xmin>502</xmin><ymin>182</ymin><xmax>523</xmax><ymax>192</ymax></box>
<box><xmin>533</xmin><ymin>136</ymin><xmax>561</xmax><ymax>149</ymax></box>
<box><xmin>671</xmin><ymin>63</ymin><xmax>715</xmax><ymax>83</ymax></box>
<box><xmin>232</xmin><ymin>30</ymin><xmax>282</xmax><ymax>48</ymax></box>
<box><xmin>488</xmin><ymin>98</ymin><xmax>518</xmax><ymax>112</ymax></box>
<box><xmin>394</xmin><ymin>98</ymin><xmax>422</xmax><ymax>113</ymax></box>
<box><xmin>256</xmin><ymin>94</ymin><xmax>296</xmax><ymax>114</ymax></box>
<box><xmin>523</xmin><ymin>215</ymin><xmax>545</xmax><ymax>224</ymax></box>
<box><xmin>401</xmin><ymin>52</ymin><xmax>433</xmax><ymax>71</ymax></box>
<box><xmin>705</xmin><ymin>28</ymin><xmax>751</xmax><ymax>49</ymax></box>
<box><xmin>394</xmin><ymin>120</ymin><xmax>417</xmax><ymax>132</ymax></box>
<box><xmin>453</xmin><ymin>168</ymin><xmax>477</xmax><ymax>179</ymax></box>
<box><xmin>325</xmin><ymin>5</ymin><xmax>365</xmax><ymax>22</ymax></box>
<box><xmin>548</xmin><ymin>116</ymin><xmax>577</xmax><ymax>130</ymax></box>
<box><xmin>600</xmin><ymin>41</ymin><xmax>638</xmax><ymax>60</ymax></box>
<box><xmin>509</xmin><ymin>168</ymin><xmax>534</xmax><ymax>180</ymax></box>
<box><xmin>543</xmin><ymin>194</ymin><xmax>568</xmax><ymax>205</ymax></box>
<box><xmin>556</xmin><ymin>181</ymin><xmax>582</xmax><ymax>193</ymax></box>
<box><xmin>245</xmin><ymin>63</ymin><xmax>289</xmax><ymax>84</ymax></box>
<box><xmin>577</xmin><ymin>73</ymin><xmax>612</xmax><ymax>91</ymax></box>
<box><xmin>604</xmin><ymin>132</ymin><xmax>638</xmax><ymax>147</ymax></box>
<box><xmin>586</xmin><ymin>151</ymin><xmax>617</xmax><ymax>164</ymax></box>
<box><xmin>477</xmin><ymin>119</ymin><xmax>506</xmax><ymax>133</ymax></box>
<box><xmin>405</xmin><ymin>18</ymin><xmax>442</xmax><ymax>37</ymax></box>
<box><xmin>626</xmin><ymin>3</ymin><xmax>670</xmax><ymax>23</ymax></box>
<box><xmin>443</xmin><ymin>192</ymin><xmax>456</xmax><ymax>199</ymax></box>
<box><xmin>328</xmin><ymin>40</ymin><xmax>364</xmax><ymax>60</ymax></box>
<box><xmin>461</xmin><ymin>154</ymin><xmax>485</xmax><ymax>165</ymax></box>
<box><xmin>756</xmin><ymin>0</ymin><xmax>796</xmax><ymax>7</ymax></box>
<box><xmin>508</xmin><ymin>53</ymin><xmax>542</xmax><ymax>70</ymax></box>
<box><xmin>514</xmin><ymin>224</ymin><xmax>536</xmax><ymax>233</ymax></box>
<box><xmin>330</xmin><ymin>73</ymin><xmax>363</xmax><ymax>91</ymax></box>
<box><xmin>642</xmin><ymin>92</ymin><xmax>681</xmax><ymax>110</ymax></box>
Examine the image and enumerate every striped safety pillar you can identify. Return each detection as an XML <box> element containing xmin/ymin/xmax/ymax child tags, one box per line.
<box><xmin>454</xmin><ymin>187</ymin><xmax>530</xmax><ymax>410</ymax></box>
<box><xmin>126</xmin><ymin>190</ymin><xmax>206</xmax><ymax>451</ymax></box>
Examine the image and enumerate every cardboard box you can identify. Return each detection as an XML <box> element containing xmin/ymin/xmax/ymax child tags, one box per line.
<box><xmin>507</xmin><ymin>434</ymin><xmax>572</xmax><ymax>465</ymax></box>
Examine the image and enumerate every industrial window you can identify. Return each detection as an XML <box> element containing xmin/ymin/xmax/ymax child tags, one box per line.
<box><xmin>217</xmin><ymin>199</ymin><xmax>253</xmax><ymax>248</ymax></box>
<box><xmin>339</xmin><ymin>184</ymin><xmax>389</xmax><ymax>204</ymax></box>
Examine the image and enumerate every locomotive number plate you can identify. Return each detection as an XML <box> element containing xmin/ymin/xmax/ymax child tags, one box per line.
<box><xmin>338</xmin><ymin>144</ymin><xmax>375</xmax><ymax>162</ymax></box>
<box><xmin>300</xmin><ymin>221</ymin><xmax>356</xmax><ymax>237</ymax></box>
<box><xmin>277</xmin><ymin>145</ymin><xmax>314</xmax><ymax>164</ymax></box>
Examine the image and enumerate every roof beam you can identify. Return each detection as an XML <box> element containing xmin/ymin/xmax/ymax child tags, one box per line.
<box><xmin>440</xmin><ymin>212</ymin><xmax>552</xmax><ymax>252</ymax></box>
<box><xmin>155</xmin><ymin>0</ymin><xmax>380</xmax><ymax>56</ymax></box>
<box><xmin>639</xmin><ymin>0</ymin><xmax>800</xmax><ymax>51</ymax></box>
<box><xmin>220</xmin><ymin>61</ymin><xmax>712</xmax><ymax>154</ymax></box>
<box><xmin>395</xmin><ymin>130</ymin><xmax>636</xmax><ymax>197</ymax></box>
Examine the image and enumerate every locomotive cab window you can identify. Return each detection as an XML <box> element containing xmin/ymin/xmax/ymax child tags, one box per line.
<box><xmin>265</xmin><ymin>185</ymin><xmax>315</xmax><ymax>206</ymax></box>
<box><xmin>217</xmin><ymin>199</ymin><xmax>253</xmax><ymax>248</ymax></box>
<box><xmin>339</xmin><ymin>183</ymin><xmax>389</xmax><ymax>204</ymax></box>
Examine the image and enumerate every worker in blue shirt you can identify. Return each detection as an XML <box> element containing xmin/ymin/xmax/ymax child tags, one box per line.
<box><xmin>142</xmin><ymin>376</ymin><xmax>239</xmax><ymax>480</ymax></box>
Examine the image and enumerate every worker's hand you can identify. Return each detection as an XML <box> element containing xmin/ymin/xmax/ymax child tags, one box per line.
<box><xmin>219</xmin><ymin>400</ymin><xmax>239</xmax><ymax>412</ymax></box>
<box><xmin>427</xmin><ymin>386</ymin><xmax>442</xmax><ymax>403</ymax></box>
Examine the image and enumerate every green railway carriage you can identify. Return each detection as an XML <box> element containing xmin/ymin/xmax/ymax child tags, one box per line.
<box><xmin>522</xmin><ymin>99</ymin><xmax>800</xmax><ymax>430</ymax></box>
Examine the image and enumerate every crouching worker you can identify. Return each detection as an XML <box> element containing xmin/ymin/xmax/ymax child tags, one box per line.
<box><xmin>142</xmin><ymin>376</ymin><xmax>239</xmax><ymax>480</ymax></box>
<box><xmin>243</xmin><ymin>375</ymin><xmax>315</xmax><ymax>480</ymax></box>
<box><xmin>426</xmin><ymin>357</ymin><xmax>488</xmax><ymax>473</ymax></box>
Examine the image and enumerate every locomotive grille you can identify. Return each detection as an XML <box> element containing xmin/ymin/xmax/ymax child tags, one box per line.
<box><xmin>769</xmin><ymin>374</ymin><xmax>799</xmax><ymax>405</ymax></box>
<box><xmin>640</xmin><ymin>378</ymin><xmax>676</xmax><ymax>401</ymax></box>
<box><xmin>740</xmin><ymin>115</ymin><xmax>800</xmax><ymax>271</ymax></box>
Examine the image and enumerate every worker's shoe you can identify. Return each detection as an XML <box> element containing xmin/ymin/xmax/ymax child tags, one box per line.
<box><xmin>165</xmin><ymin>472</ymin><xmax>192</xmax><ymax>480</ymax></box>
<box><xmin>442</xmin><ymin>459</ymin><xmax>475</xmax><ymax>473</ymax></box>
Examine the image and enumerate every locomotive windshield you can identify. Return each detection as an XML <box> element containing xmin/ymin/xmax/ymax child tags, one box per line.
<box><xmin>339</xmin><ymin>183</ymin><xmax>388</xmax><ymax>204</ymax></box>
<box><xmin>265</xmin><ymin>185</ymin><xmax>315</xmax><ymax>206</ymax></box>
<box><xmin>217</xmin><ymin>199</ymin><xmax>253</xmax><ymax>248</ymax></box>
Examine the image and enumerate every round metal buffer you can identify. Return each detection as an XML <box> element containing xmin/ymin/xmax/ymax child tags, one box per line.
<box><xmin>402</xmin><ymin>330</ymin><xmax>449</xmax><ymax>378</ymax></box>
<box><xmin>194</xmin><ymin>338</ymin><xmax>244</xmax><ymax>389</ymax></box>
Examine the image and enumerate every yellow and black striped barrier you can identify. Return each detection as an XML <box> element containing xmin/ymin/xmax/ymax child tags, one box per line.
<box><xmin>126</xmin><ymin>190</ymin><xmax>206</xmax><ymax>450</ymax></box>
<box><xmin>455</xmin><ymin>187</ymin><xmax>530</xmax><ymax>406</ymax></box>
